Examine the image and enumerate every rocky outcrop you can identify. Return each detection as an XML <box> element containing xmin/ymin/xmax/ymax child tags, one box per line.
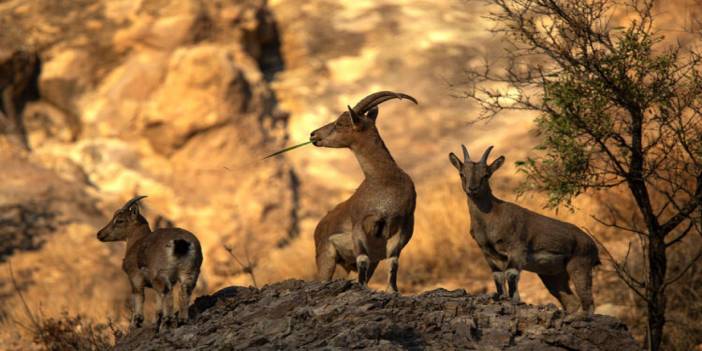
<box><xmin>116</xmin><ymin>280</ymin><xmax>639</xmax><ymax>351</ymax></box>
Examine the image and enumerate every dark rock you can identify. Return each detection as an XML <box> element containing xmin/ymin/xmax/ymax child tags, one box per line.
<box><xmin>116</xmin><ymin>279</ymin><xmax>640</xmax><ymax>351</ymax></box>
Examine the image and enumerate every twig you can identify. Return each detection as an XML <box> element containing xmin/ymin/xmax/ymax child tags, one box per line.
<box><xmin>583</xmin><ymin>227</ymin><xmax>648</xmax><ymax>301</ymax></box>
<box><xmin>7</xmin><ymin>260</ymin><xmax>41</xmax><ymax>332</ymax></box>
<box><xmin>223</xmin><ymin>244</ymin><xmax>258</xmax><ymax>288</ymax></box>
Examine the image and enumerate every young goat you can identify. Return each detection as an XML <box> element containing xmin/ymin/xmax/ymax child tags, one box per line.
<box><xmin>97</xmin><ymin>196</ymin><xmax>203</xmax><ymax>330</ymax></box>
<box><xmin>311</xmin><ymin>91</ymin><xmax>418</xmax><ymax>292</ymax></box>
<box><xmin>449</xmin><ymin>145</ymin><xmax>600</xmax><ymax>318</ymax></box>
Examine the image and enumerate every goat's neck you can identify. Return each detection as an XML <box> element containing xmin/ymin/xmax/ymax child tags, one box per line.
<box><xmin>350</xmin><ymin>134</ymin><xmax>401</xmax><ymax>179</ymax></box>
<box><xmin>467</xmin><ymin>187</ymin><xmax>499</xmax><ymax>214</ymax></box>
<box><xmin>125</xmin><ymin>223</ymin><xmax>152</xmax><ymax>253</ymax></box>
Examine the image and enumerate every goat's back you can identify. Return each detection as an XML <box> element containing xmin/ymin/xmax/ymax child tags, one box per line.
<box><xmin>137</xmin><ymin>228</ymin><xmax>203</xmax><ymax>276</ymax></box>
<box><xmin>512</xmin><ymin>204</ymin><xmax>599</xmax><ymax>264</ymax></box>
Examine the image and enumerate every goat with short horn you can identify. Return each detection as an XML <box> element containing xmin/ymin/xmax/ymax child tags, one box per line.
<box><xmin>97</xmin><ymin>196</ymin><xmax>203</xmax><ymax>330</ymax></box>
<box><xmin>311</xmin><ymin>91</ymin><xmax>418</xmax><ymax>293</ymax></box>
<box><xmin>449</xmin><ymin>145</ymin><xmax>600</xmax><ymax>319</ymax></box>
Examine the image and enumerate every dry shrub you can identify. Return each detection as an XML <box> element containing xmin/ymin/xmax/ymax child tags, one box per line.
<box><xmin>3</xmin><ymin>261</ymin><xmax>124</xmax><ymax>351</ymax></box>
<box><xmin>30</xmin><ymin>312</ymin><xmax>120</xmax><ymax>351</ymax></box>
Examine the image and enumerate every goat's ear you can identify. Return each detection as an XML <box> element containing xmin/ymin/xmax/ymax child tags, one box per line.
<box><xmin>449</xmin><ymin>152</ymin><xmax>463</xmax><ymax>171</ymax></box>
<box><xmin>488</xmin><ymin>156</ymin><xmax>505</xmax><ymax>175</ymax></box>
<box><xmin>128</xmin><ymin>205</ymin><xmax>140</xmax><ymax>219</ymax></box>
<box><xmin>366</xmin><ymin>107</ymin><xmax>379</xmax><ymax>121</ymax></box>
<box><xmin>347</xmin><ymin>105</ymin><xmax>361</xmax><ymax>128</ymax></box>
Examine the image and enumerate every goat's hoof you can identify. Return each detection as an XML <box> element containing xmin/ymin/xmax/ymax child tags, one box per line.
<box><xmin>510</xmin><ymin>297</ymin><xmax>522</xmax><ymax>305</ymax></box>
<box><xmin>491</xmin><ymin>293</ymin><xmax>505</xmax><ymax>301</ymax></box>
<box><xmin>129</xmin><ymin>315</ymin><xmax>144</xmax><ymax>330</ymax></box>
<box><xmin>177</xmin><ymin>315</ymin><xmax>190</xmax><ymax>327</ymax></box>
<box><xmin>162</xmin><ymin>317</ymin><xmax>177</xmax><ymax>329</ymax></box>
<box><xmin>175</xmin><ymin>311</ymin><xmax>190</xmax><ymax>326</ymax></box>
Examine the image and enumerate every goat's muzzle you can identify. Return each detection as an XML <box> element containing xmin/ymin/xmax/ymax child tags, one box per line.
<box><xmin>310</xmin><ymin>131</ymin><xmax>322</xmax><ymax>146</ymax></box>
<box><xmin>97</xmin><ymin>229</ymin><xmax>108</xmax><ymax>241</ymax></box>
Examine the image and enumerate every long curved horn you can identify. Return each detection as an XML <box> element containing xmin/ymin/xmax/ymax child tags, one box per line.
<box><xmin>347</xmin><ymin>105</ymin><xmax>360</xmax><ymax>127</ymax></box>
<box><xmin>352</xmin><ymin>91</ymin><xmax>418</xmax><ymax>114</ymax></box>
<box><xmin>480</xmin><ymin>146</ymin><xmax>494</xmax><ymax>165</ymax></box>
<box><xmin>461</xmin><ymin>144</ymin><xmax>470</xmax><ymax>162</ymax></box>
<box><xmin>121</xmin><ymin>195</ymin><xmax>147</xmax><ymax>210</ymax></box>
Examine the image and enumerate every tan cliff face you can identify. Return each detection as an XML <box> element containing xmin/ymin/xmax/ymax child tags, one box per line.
<box><xmin>1</xmin><ymin>0</ymin><xmax>701</xmax><ymax>348</ymax></box>
<box><xmin>0</xmin><ymin>0</ymin><xmax>297</xmax><ymax>338</ymax></box>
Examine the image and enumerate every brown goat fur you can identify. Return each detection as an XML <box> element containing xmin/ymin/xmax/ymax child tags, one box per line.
<box><xmin>449</xmin><ymin>145</ymin><xmax>600</xmax><ymax>318</ymax></box>
<box><xmin>311</xmin><ymin>91</ymin><xmax>418</xmax><ymax>292</ymax></box>
<box><xmin>97</xmin><ymin>196</ymin><xmax>203</xmax><ymax>330</ymax></box>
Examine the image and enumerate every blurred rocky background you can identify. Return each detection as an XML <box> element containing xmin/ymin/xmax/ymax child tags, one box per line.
<box><xmin>0</xmin><ymin>0</ymin><xmax>700</xmax><ymax>349</ymax></box>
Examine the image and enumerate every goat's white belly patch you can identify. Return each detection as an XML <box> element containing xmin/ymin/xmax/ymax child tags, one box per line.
<box><xmin>329</xmin><ymin>233</ymin><xmax>355</xmax><ymax>261</ymax></box>
<box><xmin>525</xmin><ymin>252</ymin><xmax>566</xmax><ymax>274</ymax></box>
<box><xmin>329</xmin><ymin>232</ymin><xmax>396</xmax><ymax>262</ymax></box>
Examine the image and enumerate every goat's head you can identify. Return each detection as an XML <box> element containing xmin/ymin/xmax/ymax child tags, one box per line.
<box><xmin>449</xmin><ymin>145</ymin><xmax>505</xmax><ymax>197</ymax></box>
<box><xmin>97</xmin><ymin>195</ymin><xmax>148</xmax><ymax>242</ymax></box>
<box><xmin>309</xmin><ymin>91</ymin><xmax>418</xmax><ymax>148</ymax></box>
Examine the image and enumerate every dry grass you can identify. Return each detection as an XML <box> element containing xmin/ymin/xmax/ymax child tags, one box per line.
<box><xmin>592</xmin><ymin>235</ymin><xmax>702</xmax><ymax>351</ymax></box>
<box><xmin>29</xmin><ymin>312</ymin><xmax>120</xmax><ymax>351</ymax></box>
<box><xmin>1</xmin><ymin>261</ymin><xmax>123</xmax><ymax>351</ymax></box>
<box><xmin>664</xmin><ymin>238</ymin><xmax>702</xmax><ymax>351</ymax></box>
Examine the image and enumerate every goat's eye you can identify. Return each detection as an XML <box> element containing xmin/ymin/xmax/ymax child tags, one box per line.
<box><xmin>115</xmin><ymin>219</ymin><xmax>125</xmax><ymax>224</ymax></box>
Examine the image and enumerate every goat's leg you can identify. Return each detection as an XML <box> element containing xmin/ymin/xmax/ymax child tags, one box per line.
<box><xmin>130</xmin><ymin>289</ymin><xmax>145</xmax><ymax>329</ymax></box>
<box><xmin>386</xmin><ymin>215</ymin><xmax>412</xmax><ymax>293</ymax></box>
<box><xmin>153</xmin><ymin>290</ymin><xmax>164</xmax><ymax>330</ymax></box>
<box><xmin>131</xmin><ymin>291</ymin><xmax>145</xmax><ymax>328</ymax></box>
<box><xmin>491</xmin><ymin>270</ymin><xmax>506</xmax><ymax>300</ymax></box>
<box><xmin>387</xmin><ymin>256</ymin><xmax>399</xmax><ymax>293</ymax></box>
<box><xmin>129</xmin><ymin>277</ymin><xmax>145</xmax><ymax>329</ymax></box>
<box><xmin>352</xmin><ymin>225</ymin><xmax>371</xmax><ymax>288</ymax></box>
<box><xmin>505</xmin><ymin>268</ymin><xmax>522</xmax><ymax>304</ymax></box>
<box><xmin>567</xmin><ymin>258</ymin><xmax>595</xmax><ymax>319</ymax></box>
<box><xmin>538</xmin><ymin>272</ymin><xmax>580</xmax><ymax>314</ymax></box>
<box><xmin>162</xmin><ymin>285</ymin><xmax>175</xmax><ymax>328</ymax></box>
<box><xmin>483</xmin><ymin>255</ymin><xmax>507</xmax><ymax>300</ymax></box>
<box><xmin>152</xmin><ymin>277</ymin><xmax>174</xmax><ymax>331</ymax></box>
<box><xmin>505</xmin><ymin>246</ymin><xmax>528</xmax><ymax>304</ymax></box>
<box><xmin>484</xmin><ymin>259</ymin><xmax>507</xmax><ymax>300</ymax></box>
<box><xmin>177</xmin><ymin>272</ymin><xmax>198</xmax><ymax>325</ymax></box>
<box><xmin>316</xmin><ymin>242</ymin><xmax>338</xmax><ymax>281</ymax></box>
<box><xmin>356</xmin><ymin>255</ymin><xmax>370</xmax><ymax>287</ymax></box>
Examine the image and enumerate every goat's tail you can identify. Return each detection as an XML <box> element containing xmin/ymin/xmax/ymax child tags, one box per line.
<box><xmin>173</xmin><ymin>239</ymin><xmax>192</xmax><ymax>258</ymax></box>
<box><xmin>592</xmin><ymin>251</ymin><xmax>602</xmax><ymax>267</ymax></box>
<box><xmin>578</xmin><ymin>226</ymin><xmax>602</xmax><ymax>267</ymax></box>
<box><xmin>585</xmin><ymin>237</ymin><xmax>602</xmax><ymax>267</ymax></box>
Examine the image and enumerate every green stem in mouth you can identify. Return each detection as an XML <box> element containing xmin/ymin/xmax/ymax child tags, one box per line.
<box><xmin>262</xmin><ymin>141</ymin><xmax>313</xmax><ymax>159</ymax></box>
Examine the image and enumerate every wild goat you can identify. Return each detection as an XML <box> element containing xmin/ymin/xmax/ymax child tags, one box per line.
<box><xmin>97</xmin><ymin>196</ymin><xmax>203</xmax><ymax>330</ymax></box>
<box><xmin>311</xmin><ymin>91</ymin><xmax>418</xmax><ymax>293</ymax></box>
<box><xmin>449</xmin><ymin>145</ymin><xmax>600</xmax><ymax>318</ymax></box>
